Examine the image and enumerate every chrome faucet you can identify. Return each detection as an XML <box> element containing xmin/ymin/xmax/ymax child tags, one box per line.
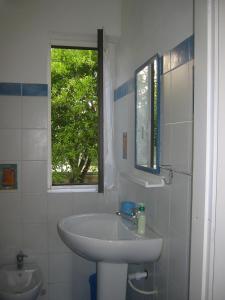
<box><xmin>116</xmin><ymin>208</ymin><xmax>139</xmax><ymax>225</ymax></box>
<box><xmin>16</xmin><ymin>251</ymin><xmax>28</xmax><ymax>269</ymax></box>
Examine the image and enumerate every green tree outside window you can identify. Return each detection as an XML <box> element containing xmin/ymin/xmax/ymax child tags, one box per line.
<box><xmin>51</xmin><ymin>48</ymin><xmax>98</xmax><ymax>185</ymax></box>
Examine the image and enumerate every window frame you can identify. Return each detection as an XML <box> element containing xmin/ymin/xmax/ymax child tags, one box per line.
<box><xmin>48</xmin><ymin>31</ymin><xmax>104</xmax><ymax>193</ymax></box>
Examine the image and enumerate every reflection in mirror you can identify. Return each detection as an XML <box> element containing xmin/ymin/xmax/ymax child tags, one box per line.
<box><xmin>135</xmin><ymin>55</ymin><xmax>160</xmax><ymax>173</ymax></box>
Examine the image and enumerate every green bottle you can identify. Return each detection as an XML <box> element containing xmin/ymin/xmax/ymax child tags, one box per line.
<box><xmin>137</xmin><ymin>203</ymin><xmax>146</xmax><ymax>235</ymax></box>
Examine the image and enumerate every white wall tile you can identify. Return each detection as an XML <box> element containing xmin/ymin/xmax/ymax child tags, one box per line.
<box><xmin>168</xmin><ymin>227</ymin><xmax>189</xmax><ymax>300</ymax></box>
<box><xmin>71</xmin><ymin>254</ymin><xmax>95</xmax><ymax>300</ymax></box>
<box><xmin>0</xmin><ymin>222</ymin><xmax>22</xmax><ymax>256</ymax></box>
<box><xmin>170</xmin><ymin>173</ymin><xmax>192</xmax><ymax>237</ymax></box>
<box><xmin>22</xmin><ymin>129</ymin><xmax>48</xmax><ymax>160</ymax></box>
<box><xmin>114</xmin><ymin>95</ymin><xmax>133</xmax><ymax>173</ymax></box>
<box><xmin>161</xmin><ymin>71</ymin><xmax>172</xmax><ymax>125</ymax></box>
<box><xmin>21</xmin><ymin>194</ymin><xmax>47</xmax><ymax>223</ymax></box>
<box><xmin>22</xmin><ymin>97</ymin><xmax>48</xmax><ymax>129</ymax></box>
<box><xmin>164</xmin><ymin>61</ymin><xmax>193</xmax><ymax>124</ymax></box>
<box><xmin>155</xmin><ymin>241</ymin><xmax>169</xmax><ymax>300</ymax></box>
<box><xmin>48</xmin><ymin>220</ymin><xmax>71</xmax><ymax>253</ymax></box>
<box><xmin>168</xmin><ymin>280</ymin><xmax>185</xmax><ymax>300</ymax></box>
<box><xmin>72</xmin><ymin>253</ymin><xmax>96</xmax><ymax>276</ymax></box>
<box><xmin>49</xmin><ymin>253</ymin><xmax>73</xmax><ymax>283</ymax></box>
<box><xmin>154</xmin><ymin>184</ymin><xmax>172</xmax><ymax>236</ymax></box>
<box><xmin>0</xmin><ymin>254</ymin><xmax>17</xmax><ymax>267</ymax></box>
<box><xmin>118</xmin><ymin>177</ymin><xmax>139</xmax><ymax>204</ymax></box>
<box><xmin>0</xmin><ymin>129</ymin><xmax>21</xmax><ymax>160</ymax></box>
<box><xmin>22</xmin><ymin>161</ymin><xmax>47</xmax><ymax>193</ymax></box>
<box><xmin>0</xmin><ymin>96</ymin><xmax>22</xmax><ymax>129</ymax></box>
<box><xmin>145</xmin><ymin>201</ymin><xmax>156</xmax><ymax>230</ymax></box>
<box><xmin>161</xmin><ymin>122</ymin><xmax>171</xmax><ymax>167</ymax></box>
<box><xmin>161</xmin><ymin>122</ymin><xmax>192</xmax><ymax>173</ymax></box>
<box><xmin>22</xmin><ymin>223</ymin><xmax>48</xmax><ymax>253</ymax></box>
<box><xmin>71</xmin><ymin>192</ymin><xmax>107</xmax><ymax>215</ymax></box>
<box><xmin>47</xmin><ymin>193</ymin><xmax>73</xmax><ymax>223</ymax></box>
<box><xmin>49</xmin><ymin>283</ymin><xmax>73</xmax><ymax>300</ymax></box>
<box><xmin>0</xmin><ymin>192</ymin><xmax>21</xmax><ymax>223</ymax></box>
<box><xmin>171</xmin><ymin>122</ymin><xmax>192</xmax><ymax>173</ymax></box>
<box><xmin>103</xmin><ymin>189</ymin><xmax>119</xmax><ymax>211</ymax></box>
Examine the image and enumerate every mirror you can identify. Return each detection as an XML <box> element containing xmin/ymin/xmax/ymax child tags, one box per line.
<box><xmin>135</xmin><ymin>54</ymin><xmax>160</xmax><ymax>174</ymax></box>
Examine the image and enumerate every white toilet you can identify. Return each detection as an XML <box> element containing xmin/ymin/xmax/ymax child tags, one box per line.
<box><xmin>0</xmin><ymin>264</ymin><xmax>42</xmax><ymax>300</ymax></box>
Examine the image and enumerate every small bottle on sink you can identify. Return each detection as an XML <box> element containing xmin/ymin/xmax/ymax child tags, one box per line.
<box><xmin>137</xmin><ymin>203</ymin><xmax>146</xmax><ymax>235</ymax></box>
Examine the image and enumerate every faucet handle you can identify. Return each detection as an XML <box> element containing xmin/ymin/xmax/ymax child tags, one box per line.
<box><xmin>131</xmin><ymin>207</ymin><xmax>138</xmax><ymax>216</ymax></box>
<box><xmin>16</xmin><ymin>251</ymin><xmax>28</xmax><ymax>270</ymax></box>
<box><xmin>17</xmin><ymin>250</ymin><xmax>28</xmax><ymax>260</ymax></box>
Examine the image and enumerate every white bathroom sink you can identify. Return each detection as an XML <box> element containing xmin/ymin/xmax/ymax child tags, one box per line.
<box><xmin>0</xmin><ymin>264</ymin><xmax>42</xmax><ymax>300</ymax></box>
<box><xmin>57</xmin><ymin>213</ymin><xmax>162</xmax><ymax>263</ymax></box>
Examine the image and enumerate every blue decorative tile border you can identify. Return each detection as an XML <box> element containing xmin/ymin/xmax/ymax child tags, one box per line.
<box><xmin>166</xmin><ymin>35</ymin><xmax>194</xmax><ymax>74</ymax></box>
<box><xmin>22</xmin><ymin>84</ymin><xmax>48</xmax><ymax>96</ymax></box>
<box><xmin>114</xmin><ymin>78</ymin><xmax>134</xmax><ymax>101</ymax></box>
<box><xmin>0</xmin><ymin>83</ymin><xmax>48</xmax><ymax>96</ymax></box>
<box><xmin>114</xmin><ymin>34</ymin><xmax>194</xmax><ymax>101</ymax></box>
<box><xmin>0</xmin><ymin>83</ymin><xmax>21</xmax><ymax>96</ymax></box>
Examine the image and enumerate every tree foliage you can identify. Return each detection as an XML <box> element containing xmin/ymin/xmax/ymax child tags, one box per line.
<box><xmin>51</xmin><ymin>48</ymin><xmax>98</xmax><ymax>184</ymax></box>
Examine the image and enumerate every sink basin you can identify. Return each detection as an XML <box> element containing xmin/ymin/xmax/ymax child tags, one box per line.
<box><xmin>57</xmin><ymin>213</ymin><xmax>162</xmax><ymax>263</ymax></box>
<box><xmin>58</xmin><ymin>213</ymin><xmax>162</xmax><ymax>300</ymax></box>
<box><xmin>0</xmin><ymin>264</ymin><xmax>42</xmax><ymax>300</ymax></box>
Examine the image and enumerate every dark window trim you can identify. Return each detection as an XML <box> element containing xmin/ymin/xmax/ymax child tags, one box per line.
<box><xmin>97</xmin><ymin>29</ymin><xmax>104</xmax><ymax>193</ymax></box>
<box><xmin>52</xmin><ymin>45</ymin><xmax>97</xmax><ymax>51</ymax></box>
<box><xmin>150</xmin><ymin>63</ymin><xmax>155</xmax><ymax>166</ymax></box>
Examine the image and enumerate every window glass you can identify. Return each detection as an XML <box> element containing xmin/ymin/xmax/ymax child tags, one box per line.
<box><xmin>51</xmin><ymin>48</ymin><xmax>99</xmax><ymax>186</ymax></box>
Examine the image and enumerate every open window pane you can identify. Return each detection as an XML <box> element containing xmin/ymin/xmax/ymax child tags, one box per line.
<box><xmin>51</xmin><ymin>47</ymin><xmax>99</xmax><ymax>185</ymax></box>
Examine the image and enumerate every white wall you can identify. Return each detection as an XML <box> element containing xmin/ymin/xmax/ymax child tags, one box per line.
<box><xmin>0</xmin><ymin>1</ymin><xmax>121</xmax><ymax>300</ymax></box>
<box><xmin>114</xmin><ymin>0</ymin><xmax>193</xmax><ymax>299</ymax></box>
<box><xmin>0</xmin><ymin>0</ymin><xmax>121</xmax><ymax>83</ymax></box>
<box><xmin>116</xmin><ymin>0</ymin><xmax>192</xmax><ymax>85</ymax></box>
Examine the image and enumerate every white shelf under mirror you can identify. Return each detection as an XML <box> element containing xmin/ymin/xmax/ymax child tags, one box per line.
<box><xmin>120</xmin><ymin>169</ymin><xmax>165</xmax><ymax>188</ymax></box>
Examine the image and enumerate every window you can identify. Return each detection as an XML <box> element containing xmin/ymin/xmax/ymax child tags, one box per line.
<box><xmin>50</xmin><ymin>31</ymin><xmax>104</xmax><ymax>191</ymax></box>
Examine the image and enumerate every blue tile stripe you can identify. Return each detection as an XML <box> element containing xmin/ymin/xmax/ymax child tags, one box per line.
<box><xmin>114</xmin><ymin>78</ymin><xmax>134</xmax><ymax>101</ymax></box>
<box><xmin>0</xmin><ymin>83</ymin><xmax>21</xmax><ymax>96</ymax></box>
<box><xmin>22</xmin><ymin>84</ymin><xmax>48</xmax><ymax>96</ymax></box>
<box><xmin>162</xmin><ymin>34</ymin><xmax>194</xmax><ymax>74</ymax></box>
<box><xmin>0</xmin><ymin>83</ymin><xmax>48</xmax><ymax>96</ymax></box>
<box><xmin>114</xmin><ymin>34</ymin><xmax>194</xmax><ymax>101</ymax></box>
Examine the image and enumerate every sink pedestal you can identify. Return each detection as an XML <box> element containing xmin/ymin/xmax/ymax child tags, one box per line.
<box><xmin>97</xmin><ymin>262</ymin><xmax>128</xmax><ymax>300</ymax></box>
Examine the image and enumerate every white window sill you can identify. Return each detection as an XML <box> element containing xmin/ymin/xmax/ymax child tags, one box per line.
<box><xmin>48</xmin><ymin>185</ymin><xmax>98</xmax><ymax>193</ymax></box>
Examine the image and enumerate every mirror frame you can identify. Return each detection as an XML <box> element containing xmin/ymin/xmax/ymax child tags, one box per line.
<box><xmin>134</xmin><ymin>54</ymin><xmax>160</xmax><ymax>174</ymax></box>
